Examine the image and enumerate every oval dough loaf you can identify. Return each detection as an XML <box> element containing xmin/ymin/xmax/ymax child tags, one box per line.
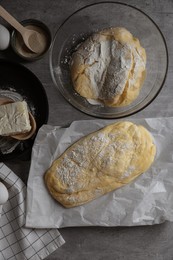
<box><xmin>70</xmin><ymin>27</ymin><xmax>146</xmax><ymax>107</ymax></box>
<box><xmin>44</xmin><ymin>121</ymin><xmax>156</xmax><ymax>208</ymax></box>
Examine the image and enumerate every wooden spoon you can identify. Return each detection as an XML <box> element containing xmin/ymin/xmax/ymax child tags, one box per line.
<box><xmin>0</xmin><ymin>97</ymin><xmax>37</xmax><ymax>140</ymax></box>
<box><xmin>0</xmin><ymin>5</ymin><xmax>42</xmax><ymax>53</ymax></box>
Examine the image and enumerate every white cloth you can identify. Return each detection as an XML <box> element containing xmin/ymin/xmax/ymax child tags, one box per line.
<box><xmin>0</xmin><ymin>163</ymin><xmax>65</xmax><ymax>260</ymax></box>
<box><xmin>26</xmin><ymin>118</ymin><xmax>173</xmax><ymax>228</ymax></box>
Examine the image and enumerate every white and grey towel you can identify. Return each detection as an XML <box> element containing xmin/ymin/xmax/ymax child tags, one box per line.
<box><xmin>0</xmin><ymin>163</ymin><xmax>65</xmax><ymax>260</ymax></box>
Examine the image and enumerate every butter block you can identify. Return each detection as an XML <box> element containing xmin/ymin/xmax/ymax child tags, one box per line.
<box><xmin>0</xmin><ymin>101</ymin><xmax>31</xmax><ymax>136</ymax></box>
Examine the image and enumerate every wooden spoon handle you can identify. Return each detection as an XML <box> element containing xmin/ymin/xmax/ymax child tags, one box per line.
<box><xmin>0</xmin><ymin>5</ymin><xmax>25</xmax><ymax>34</ymax></box>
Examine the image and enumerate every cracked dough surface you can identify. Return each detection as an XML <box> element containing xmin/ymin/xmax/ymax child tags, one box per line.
<box><xmin>44</xmin><ymin>121</ymin><xmax>156</xmax><ymax>208</ymax></box>
<box><xmin>70</xmin><ymin>27</ymin><xmax>146</xmax><ymax>107</ymax></box>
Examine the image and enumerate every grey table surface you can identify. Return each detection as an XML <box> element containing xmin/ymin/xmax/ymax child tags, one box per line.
<box><xmin>0</xmin><ymin>0</ymin><xmax>173</xmax><ymax>259</ymax></box>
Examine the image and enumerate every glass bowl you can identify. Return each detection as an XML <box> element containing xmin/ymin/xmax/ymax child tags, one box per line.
<box><xmin>50</xmin><ymin>2</ymin><xmax>168</xmax><ymax>118</ymax></box>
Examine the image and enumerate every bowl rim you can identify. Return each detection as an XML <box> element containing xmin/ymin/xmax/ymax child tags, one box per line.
<box><xmin>49</xmin><ymin>1</ymin><xmax>169</xmax><ymax>119</ymax></box>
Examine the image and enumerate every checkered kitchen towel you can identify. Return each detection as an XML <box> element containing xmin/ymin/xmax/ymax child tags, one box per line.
<box><xmin>0</xmin><ymin>163</ymin><xmax>65</xmax><ymax>260</ymax></box>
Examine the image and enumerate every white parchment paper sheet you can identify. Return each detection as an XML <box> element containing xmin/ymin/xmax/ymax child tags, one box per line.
<box><xmin>26</xmin><ymin>118</ymin><xmax>173</xmax><ymax>228</ymax></box>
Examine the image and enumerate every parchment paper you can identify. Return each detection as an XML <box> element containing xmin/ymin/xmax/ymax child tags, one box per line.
<box><xmin>26</xmin><ymin>118</ymin><xmax>173</xmax><ymax>228</ymax></box>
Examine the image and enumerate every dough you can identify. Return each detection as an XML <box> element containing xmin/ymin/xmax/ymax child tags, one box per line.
<box><xmin>70</xmin><ymin>27</ymin><xmax>146</xmax><ymax>107</ymax></box>
<box><xmin>44</xmin><ymin>121</ymin><xmax>156</xmax><ymax>208</ymax></box>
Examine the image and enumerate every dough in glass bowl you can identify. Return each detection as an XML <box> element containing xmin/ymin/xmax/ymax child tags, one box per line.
<box><xmin>70</xmin><ymin>27</ymin><xmax>146</xmax><ymax>107</ymax></box>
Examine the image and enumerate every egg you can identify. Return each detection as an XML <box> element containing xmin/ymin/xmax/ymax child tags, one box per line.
<box><xmin>0</xmin><ymin>24</ymin><xmax>10</xmax><ymax>50</ymax></box>
<box><xmin>0</xmin><ymin>182</ymin><xmax>9</xmax><ymax>205</ymax></box>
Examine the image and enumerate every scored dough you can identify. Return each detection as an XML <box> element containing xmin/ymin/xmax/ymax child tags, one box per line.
<box><xmin>70</xmin><ymin>27</ymin><xmax>146</xmax><ymax>107</ymax></box>
<box><xmin>44</xmin><ymin>121</ymin><xmax>156</xmax><ymax>208</ymax></box>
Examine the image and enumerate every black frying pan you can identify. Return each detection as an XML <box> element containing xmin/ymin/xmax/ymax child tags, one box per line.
<box><xmin>0</xmin><ymin>59</ymin><xmax>49</xmax><ymax>161</ymax></box>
